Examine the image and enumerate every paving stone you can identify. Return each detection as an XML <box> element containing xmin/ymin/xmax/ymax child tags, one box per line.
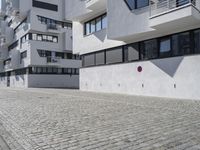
<box><xmin>0</xmin><ymin>87</ymin><xmax>200</xmax><ymax>150</ymax></box>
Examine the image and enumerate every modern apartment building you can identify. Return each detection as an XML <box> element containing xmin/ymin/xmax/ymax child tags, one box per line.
<box><xmin>0</xmin><ymin>0</ymin><xmax>81</xmax><ymax>88</ymax></box>
<box><xmin>66</xmin><ymin>0</ymin><xmax>200</xmax><ymax>99</ymax></box>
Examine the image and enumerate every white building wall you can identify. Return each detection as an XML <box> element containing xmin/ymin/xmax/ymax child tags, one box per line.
<box><xmin>28</xmin><ymin>74</ymin><xmax>79</xmax><ymax>88</ymax></box>
<box><xmin>10</xmin><ymin>74</ymin><xmax>28</xmax><ymax>88</ymax></box>
<box><xmin>80</xmin><ymin>55</ymin><xmax>200</xmax><ymax>100</ymax></box>
<box><xmin>73</xmin><ymin>22</ymin><xmax>125</xmax><ymax>55</ymax></box>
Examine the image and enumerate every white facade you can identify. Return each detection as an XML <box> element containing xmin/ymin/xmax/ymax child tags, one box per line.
<box><xmin>66</xmin><ymin>0</ymin><xmax>200</xmax><ymax>100</ymax></box>
<box><xmin>0</xmin><ymin>0</ymin><xmax>81</xmax><ymax>88</ymax></box>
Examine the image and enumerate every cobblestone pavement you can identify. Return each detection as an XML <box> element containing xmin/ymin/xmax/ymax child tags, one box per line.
<box><xmin>0</xmin><ymin>88</ymin><xmax>200</xmax><ymax>150</ymax></box>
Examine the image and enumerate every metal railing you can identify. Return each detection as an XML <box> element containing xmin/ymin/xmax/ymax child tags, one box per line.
<box><xmin>150</xmin><ymin>0</ymin><xmax>196</xmax><ymax>17</ymax></box>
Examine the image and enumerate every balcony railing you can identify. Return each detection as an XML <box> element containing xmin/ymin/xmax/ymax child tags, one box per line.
<box><xmin>150</xmin><ymin>0</ymin><xmax>196</xmax><ymax>17</ymax></box>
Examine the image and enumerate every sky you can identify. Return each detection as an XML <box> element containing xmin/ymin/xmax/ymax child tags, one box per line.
<box><xmin>0</xmin><ymin>0</ymin><xmax>1</xmax><ymax>10</ymax></box>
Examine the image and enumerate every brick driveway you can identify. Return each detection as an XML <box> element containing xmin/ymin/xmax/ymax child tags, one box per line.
<box><xmin>0</xmin><ymin>88</ymin><xmax>200</xmax><ymax>150</ymax></box>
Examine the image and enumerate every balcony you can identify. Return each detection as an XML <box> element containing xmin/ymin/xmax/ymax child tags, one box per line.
<box><xmin>82</xmin><ymin>0</ymin><xmax>107</xmax><ymax>11</ymax></box>
<box><xmin>149</xmin><ymin>0</ymin><xmax>200</xmax><ymax>29</ymax></box>
<box><xmin>46</xmin><ymin>57</ymin><xmax>61</xmax><ymax>65</ymax></box>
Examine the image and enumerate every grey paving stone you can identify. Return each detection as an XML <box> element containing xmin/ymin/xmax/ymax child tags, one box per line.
<box><xmin>0</xmin><ymin>87</ymin><xmax>200</xmax><ymax>150</ymax></box>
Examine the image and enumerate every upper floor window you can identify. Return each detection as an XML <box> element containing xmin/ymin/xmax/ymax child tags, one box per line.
<box><xmin>32</xmin><ymin>0</ymin><xmax>58</xmax><ymax>12</ymax></box>
<box><xmin>84</xmin><ymin>13</ymin><xmax>107</xmax><ymax>35</ymax></box>
<box><xmin>125</xmin><ymin>0</ymin><xmax>149</xmax><ymax>10</ymax></box>
<box><xmin>37</xmin><ymin>16</ymin><xmax>72</xmax><ymax>29</ymax></box>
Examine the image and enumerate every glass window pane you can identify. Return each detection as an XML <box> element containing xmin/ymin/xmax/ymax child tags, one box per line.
<box><xmin>179</xmin><ymin>32</ymin><xmax>191</xmax><ymax>55</ymax></box>
<box><xmin>53</xmin><ymin>37</ymin><xmax>58</xmax><ymax>43</ymax></box>
<box><xmin>160</xmin><ymin>38</ymin><xmax>171</xmax><ymax>53</ymax></box>
<box><xmin>83</xmin><ymin>54</ymin><xmax>95</xmax><ymax>67</ymax></box>
<box><xmin>136</xmin><ymin>0</ymin><xmax>149</xmax><ymax>8</ymax></box>
<box><xmin>96</xmin><ymin>17</ymin><xmax>102</xmax><ymax>31</ymax></box>
<box><xmin>90</xmin><ymin>20</ymin><xmax>96</xmax><ymax>33</ymax></box>
<box><xmin>126</xmin><ymin>43</ymin><xmax>139</xmax><ymax>61</ymax></box>
<box><xmin>32</xmin><ymin>34</ymin><xmax>37</xmax><ymax>40</ymax></box>
<box><xmin>172</xmin><ymin>34</ymin><xmax>182</xmax><ymax>56</ymax></box>
<box><xmin>141</xmin><ymin>39</ymin><xmax>158</xmax><ymax>60</ymax></box>
<box><xmin>102</xmin><ymin>15</ymin><xmax>107</xmax><ymax>29</ymax></box>
<box><xmin>194</xmin><ymin>30</ymin><xmax>200</xmax><ymax>54</ymax></box>
<box><xmin>159</xmin><ymin>37</ymin><xmax>171</xmax><ymax>57</ymax></box>
<box><xmin>125</xmin><ymin>0</ymin><xmax>135</xmax><ymax>10</ymax></box>
<box><xmin>106</xmin><ymin>47</ymin><xmax>123</xmax><ymax>64</ymax></box>
<box><xmin>37</xmin><ymin>35</ymin><xmax>42</xmax><ymax>41</ymax></box>
<box><xmin>96</xmin><ymin>51</ymin><xmax>105</xmax><ymax>65</ymax></box>
<box><xmin>85</xmin><ymin>23</ymin><xmax>90</xmax><ymax>35</ymax></box>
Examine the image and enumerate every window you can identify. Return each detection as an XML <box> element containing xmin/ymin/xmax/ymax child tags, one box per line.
<box><xmin>37</xmin><ymin>34</ymin><xmax>42</xmax><ymax>41</ymax></box>
<box><xmin>106</xmin><ymin>47</ymin><xmax>123</xmax><ymax>64</ymax></box>
<box><xmin>124</xmin><ymin>43</ymin><xmax>139</xmax><ymax>62</ymax></box>
<box><xmin>84</xmin><ymin>13</ymin><xmax>107</xmax><ymax>35</ymax></box>
<box><xmin>32</xmin><ymin>34</ymin><xmax>37</xmax><ymax>40</ymax></box>
<box><xmin>42</xmin><ymin>35</ymin><xmax>47</xmax><ymax>41</ymax></box>
<box><xmin>20</xmin><ymin>51</ymin><xmax>27</xmax><ymax>61</ymax></box>
<box><xmin>96</xmin><ymin>17</ymin><xmax>102</xmax><ymax>31</ymax></box>
<box><xmin>172</xmin><ymin>32</ymin><xmax>191</xmax><ymax>56</ymax></box>
<box><xmin>90</xmin><ymin>20</ymin><xmax>96</xmax><ymax>33</ymax></box>
<box><xmin>159</xmin><ymin>37</ymin><xmax>171</xmax><ymax>57</ymax></box>
<box><xmin>179</xmin><ymin>32</ymin><xmax>191</xmax><ymax>55</ymax></box>
<box><xmin>194</xmin><ymin>30</ymin><xmax>200</xmax><ymax>54</ymax></box>
<box><xmin>102</xmin><ymin>14</ymin><xmax>107</xmax><ymax>29</ymax></box>
<box><xmin>83</xmin><ymin>54</ymin><xmax>95</xmax><ymax>67</ymax></box>
<box><xmin>37</xmin><ymin>50</ymin><xmax>51</xmax><ymax>57</ymax></box>
<box><xmin>53</xmin><ymin>36</ymin><xmax>58</xmax><ymax>43</ymax></box>
<box><xmin>125</xmin><ymin>0</ymin><xmax>149</xmax><ymax>10</ymax></box>
<box><xmin>96</xmin><ymin>51</ymin><xmax>105</xmax><ymax>65</ymax></box>
<box><xmin>141</xmin><ymin>39</ymin><xmax>158</xmax><ymax>60</ymax></box>
<box><xmin>8</xmin><ymin>41</ymin><xmax>19</xmax><ymax>51</ymax></box>
<box><xmin>85</xmin><ymin>22</ymin><xmax>90</xmax><ymax>35</ymax></box>
<box><xmin>124</xmin><ymin>0</ymin><xmax>135</xmax><ymax>10</ymax></box>
<box><xmin>137</xmin><ymin>0</ymin><xmax>149</xmax><ymax>8</ymax></box>
<box><xmin>32</xmin><ymin>0</ymin><xmax>58</xmax><ymax>11</ymax></box>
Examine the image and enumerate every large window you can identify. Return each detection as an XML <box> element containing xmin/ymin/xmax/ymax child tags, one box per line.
<box><xmin>141</xmin><ymin>39</ymin><xmax>158</xmax><ymax>60</ymax></box>
<box><xmin>32</xmin><ymin>0</ymin><xmax>58</xmax><ymax>11</ymax></box>
<box><xmin>37</xmin><ymin>16</ymin><xmax>72</xmax><ymax>29</ymax></box>
<box><xmin>83</xmin><ymin>54</ymin><xmax>95</xmax><ymax>67</ymax></box>
<box><xmin>124</xmin><ymin>43</ymin><xmax>139</xmax><ymax>62</ymax></box>
<box><xmin>159</xmin><ymin>37</ymin><xmax>172</xmax><ymax>57</ymax></box>
<box><xmin>194</xmin><ymin>30</ymin><xmax>200</xmax><ymax>54</ymax></box>
<box><xmin>106</xmin><ymin>47</ymin><xmax>123</xmax><ymax>64</ymax></box>
<box><xmin>95</xmin><ymin>51</ymin><xmax>105</xmax><ymax>65</ymax></box>
<box><xmin>172</xmin><ymin>32</ymin><xmax>191</xmax><ymax>56</ymax></box>
<box><xmin>84</xmin><ymin>13</ymin><xmax>107</xmax><ymax>35</ymax></box>
<box><xmin>125</xmin><ymin>0</ymin><xmax>149</xmax><ymax>10</ymax></box>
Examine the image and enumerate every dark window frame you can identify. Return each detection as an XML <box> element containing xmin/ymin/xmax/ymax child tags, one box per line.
<box><xmin>84</xmin><ymin>13</ymin><xmax>107</xmax><ymax>35</ymax></box>
<box><xmin>32</xmin><ymin>0</ymin><xmax>58</xmax><ymax>11</ymax></box>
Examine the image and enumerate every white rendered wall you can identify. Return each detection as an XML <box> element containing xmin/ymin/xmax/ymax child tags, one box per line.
<box><xmin>80</xmin><ymin>55</ymin><xmax>200</xmax><ymax>100</ymax></box>
<box><xmin>72</xmin><ymin>22</ymin><xmax>125</xmax><ymax>55</ymax></box>
<box><xmin>28</xmin><ymin>74</ymin><xmax>79</xmax><ymax>88</ymax></box>
<box><xmin>10</xmin><ymin>74</ymin><xmax>28</xmax><ymax>88</ymax></box>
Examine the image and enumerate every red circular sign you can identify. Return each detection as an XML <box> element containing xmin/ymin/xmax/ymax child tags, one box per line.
<box><xmin>137</xmin><ymin>66</ymin><xmax>142</xmax><ymax>72</ymax></box>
